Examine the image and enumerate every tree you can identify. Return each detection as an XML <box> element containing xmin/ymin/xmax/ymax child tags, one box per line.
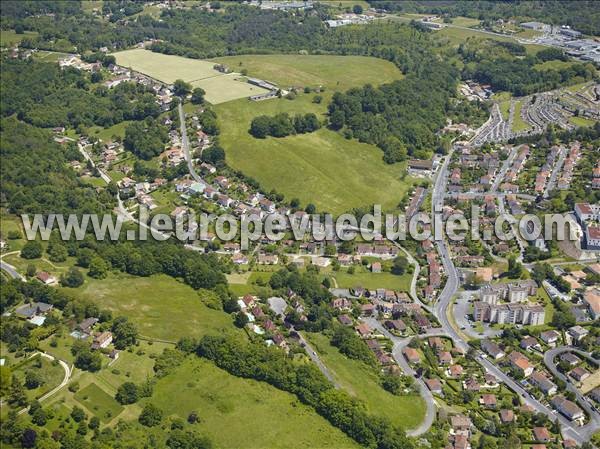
<box><xmin>61</xmin><ymin>267</ymin><xmax>84</xmax><ymax>287</ymax></box>
<box><xmin>391</xmin><ymin>255</ymin><xmax>408</xmax><ymax>275</ymax></box>
<box><xmin>139</xmin><ymin>403</ymin><xmax>163</xmax><ymax>427</ymax></box>
<box><xmin>234</xmin><ymin>311</ymin><xmax>249</xmax><ymax>328</ymax></box>
<box><xmin>250</xmin><ymin>115</ymin><xmax>272</xmax><ymax>138</ymax></box>
<box><xmin>71</xmin><ymin>406</ymin><xmax>87</xmax><ymax>422</ymax></box>
<box><xmin>88</xmin><ymin>416</ymin><xmax>100</xmax><ymax>430</ymax></box>
<box><xmin>353</xmin><ymin>4</ymin><xmax>364</xmax><ymax>14</ymax></box>
<box><xmin>47</xmin><ymin>243</ymin><xmax>67</xmax><ymax>262</ymax></box>
<box><xmin>111</xmin><ymin>316</ymin><xmax>138</xmax><ymax>348</ymax></box>
<box><xmin>25</xmin><ymin>370</ymin><xmax>44</xmax><ymax>389</ymax></box>
<box><xmin>173</xmin><ymin>79</ymin><xmax>192</xmax><ymax>97</ymax></box>
<box><xmin>74</xmin><ymin>347</ymin><xmax>102</xmax><ymax>372</ymax></box>
<box><xmin>8</xmin><ymin>376</ymin><xmax>27</xmax><ymax>407</ymax></box>
<box><xmin>116</xmin><ymin>382</ymin><xmax>139</xmax><ymax>404</ymax></box>
<box><xmin>202</xmin><ymin>145</ymin><xmax>225</xmax><ymax>165</ymax></box>
<box><xmin>507</xmin><ymin>256</ymin><xmax>524</xmax><ymax>278</ymax></box>
<box><xmin>21</xmin><ymin>241</ymin><xmax>42</xmax><ymax>259</ymax></box>
<box><xmin>191</xmin><ymin>87</ymin><xmax>206</xmax><ymax>104</ymax></box>
<box><xmin>88</xmin><ymin>256</ymin><xmax>109</xmax><ymax>279</ymax></box>
<box><xmin>21</xmin><ymin>429</ymin><xmax>37</xmax><ymax>449</ymax></box>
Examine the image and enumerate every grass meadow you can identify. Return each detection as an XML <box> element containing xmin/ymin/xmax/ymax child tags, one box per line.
<box><xmin>215</xmin><ymin>94</ymin><xmax>417</xmax><ymax>214</ymax></box>
<box><xmin>305</xmin><ymin>332</ymin><xmax>426</xmax><ymax>431</ymax></box>
<box><xmin>149</xmin><ymin>357</ymin><xmax>361</xmax><ymax>449</ymax></box>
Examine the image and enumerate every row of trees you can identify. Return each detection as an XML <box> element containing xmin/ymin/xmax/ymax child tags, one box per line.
<box><xmin>249</xmin><ymin>113</ymin><xmax>321</xmax><ymax>138</ymax></box>
<box><xmin>197</xmin><ymin>335</ymin><xmax>414</xmax><ymax>449</ymax></box>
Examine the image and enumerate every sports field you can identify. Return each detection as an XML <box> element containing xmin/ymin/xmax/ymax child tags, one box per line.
<box><xmin>112</xmin><ymin>49</ymin><xmax>269</xmax><ymax>104</ymax></box>
<box><xmin>211</xmin><ymin>54</ymin><xmax>403</xmax><ymax>91</ymax></box>
<box><xmin>215</xmin><ymin>94</ymin><xmax>417</xmax><ymax>214</ymax></box>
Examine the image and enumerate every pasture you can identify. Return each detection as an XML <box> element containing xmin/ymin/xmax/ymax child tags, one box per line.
<box><xmin>149</xmin><ymin>357</ymin><xmax>361</xmax><ymax>449</ymax></box>
<box><xmin>71</xmin><ymin>273</ymin><xmax>236</xmax><ymax>341</ymax></box>
<box><xmin>211</xmin><ymin>54</ymin><xmax>404</xmax><ymax>91</ymax></box>
<box><xmin>191</xmin><ymin>73</ymin><xmax>269</xmax><ymax>104</ymax></box>
<box><xmin>74</xmin><ymin>382</ymin><xmax>124</xmax><ymax>422</ymax></box>
<box><xmin>215</xmin><ymin>94</ymin><xmax>417</xmax><ymax>214</ymax></box>
<box><xmin>305</xmin><ymin>332</ymin><xmax>425</xmax><ymax>430</ymax></box>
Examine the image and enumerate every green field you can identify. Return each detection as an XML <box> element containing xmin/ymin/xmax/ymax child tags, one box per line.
<box><xmin>569</xmin><ymin>116</ymin><xmax>597</xmax><ymax>128</ymax></box>
<box><xmin>499</xmin><ymin>100</ymin><xmax>511</xmax><ymax>121</ymax></box>
<box><xmin>191</xmin><ymin>73</ymin><xmax>269</xmax><ymax>104</ymax></box>
<box><xmin>211</xmin><ymin>54</ymin><xmax>404</xmax><ymax>91</ymax></box>
<box><xmin>534</xmin><ymin>60</ymin><xmax>578</xmax><ymax>71</ymax></box>
<box><xmin>215</xmin><ymin>94</ymin><xmax>416</xmax><ymax>214</ymax></box>
<box><xmin>149</xmin><ymin>357</ymin><xmax>361</xmax><ymax>449</ymax></box>
<box><xmin>512</xmin><ymin>101</ymin><xmax>531</xmax><ymax>132</ymax></box>
<box><xmin>112</xmin><ymin>49</ymin><xmax>269</xmax><ymax>104</ymax></box>
<box><xmin>333</xmin><ymin>270</ymin><xmax>412</xmax><ymax>291</ymax></box>
<box><xmin>305</xmin><ymin>332</ymin><xmax>425</xmax><ymax>430</ymax></box>
<box><xmin>74</xmin><ymin>382</ymin><xmax>124</xmax><ymax>422</ymax></box>
<box><xmin>436</xmin><ymin>27</ymin><xmax>545</xmax><ymax>54</ymax></box>
<box><xmin>11</xmin><ymin>355</ymin><xmax>65</xmax><ymax>402</ymax></box>
<box><xmin>71</xmin><ymin>273</ymin><xmax>236</xmax><ymax>341</ymax></box>
<box><xmin>0</xmin><ymin>30</ymin><xmax>38</xmax><ymax>46</ymax></box>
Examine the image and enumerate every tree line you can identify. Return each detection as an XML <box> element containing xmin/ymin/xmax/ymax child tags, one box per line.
<box><xmin>249</xmin><ymin>113</ymin><xmax>321</xmax><ymax>138</ymax></box>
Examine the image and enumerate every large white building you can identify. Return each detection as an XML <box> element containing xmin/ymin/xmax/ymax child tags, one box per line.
<box><xmin>473</xmin><ymin>302</ymin><xmax>545</xmax><ymax>326</ymax></box>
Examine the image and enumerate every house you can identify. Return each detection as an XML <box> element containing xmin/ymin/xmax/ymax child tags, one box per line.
<box><xmin>429</xmin><ymin>337</ymin><xmax>444</xmax><ymax>350</ymax></box>
<box><xmin>508</xmin><ymin>351</ymin><xmax>534</xmax><ymax>377</ymax></box>
<box><xmin>569</xmin><ymin>367</ymin><xmax>590</xmax><ymax>382</ymax></box>
<box><xmin>550</xmin><ymin>395</ymin><xmax>584</xmax><ymax>421</ymax></box>
<box><xmin>338</xmin><ymin>314</ymin><xmax>353</xmax><ymax>326</ymax></box>
<box><xmin>438</xmin><ymin>351</ymin><xmax>453</xmax><ymax>365</ymax></box>
<box><xmin>450</xmin><ymin>415</ymin><xmax>472</xmax><ymax>433</ymax></box>
<box><xmin>360</xmin><ymin>303</ymin><xmax>376</xmax><ymax>317</ymax></box>
<box><xmin>272</xmin><ymin>333</ymin><xmax>288</xmax><ymax>350</ymax></box>
<box><xmin>583</xmin><ymin>289</ymin><xmax>600</xmax><ymax>320</ymax></box>
<box><xmin>257</xmin><ymin>254</ymin><xmax>279</xmax><ymax>265</ymax></box>
<box><xmin>15</xmin><ymin>302</ymin><xmax>53</xmax><ymax>320</ymax></box>
<box><xmin>425</xmin><ymin>378</ymin><xmax>443</xmax><ymax>395</ymax></box>
<box><xmin>384</xmin><ymin>319</ymin><xmax>406</xmax><ymax>333</ymax></box>
<box><xmin>559</xmin><ymin>353</ymin><xmax>581</xmax><ymax>366</ymax></box>
<box><xmin>481</xmin><ymin>340</ymin><xmax>505</xmax><ymax>359</ymax></box>
<box><xmin>91</xmin><ymin>331</ymin><xmax>113</xmax><ymax>350</ymax></box>
<box><xmin>355</xmin><ymin>323</ymin><xmax>372</xmax><ymax>338</ymax></box>
<box><xmin>567</xmin><ymin>325</ymin><xmax>588</xmax><ymax>342</ymax></box>
<box><xmin>241</xmin><ymin>294</ymin><xmax>256</xmax><ymax>308</ymax></box>
<box><xmin>331</xmin><ymin>297</ymin><xmax>352</xmax><ymax>310</ymax></box>
<box><xmin>448</xmin><ymin>364</ymin><xmax>464</xmax><ymax>378</ymax></box>
<box><xmin>77</xmin><ymin>317</ymin><xmax>98</xmax><ymax>335</ymax></box>
<box><xmin>500</xmin><ymin>409</ymin><xmax>514</xmax><ymax>423</ymax></box>
<box><xmin>533</xmin><ymin>427</ymin><xmax>551</xmax><ymax>443</ymax></box>
<box><xmin>479</xmin><ymin>394</ymin><xmax>497</xmax><ymax>409</ymax></box>
<box><xmin>530</xmin><ymin>371</ymin><xmax>557</xmax><ymax>395</ymax></box>
<box><xmin>484</xmin><ymin>373</ymin><xmax>498</xmax><ymax>387</ymax></box>
<box><xmin>371</xmin><ymin>262</ymin><xmax>382</xmax><ymax>273</ymax></box>
<box><xmin>464</xmin><ymin>378</ymin><xmax>480</xmax><ymax>392</ymax></box>
<box><xmin>520</xmin><ymin>336</ymin><xmax>540</xmax><ymax>350</ymax></box>
<box><xmin>36</xmin><ymin>271</ymin><xmax>57</xmax><ymax>285</ymax></box>
<box><xmin>540</xmin><ymin>330</ymin><xmax>560</xmax><ymax>345</ymax></box>
<box><xmin>402</xmin><ymin>347</ymin><xmax>420</xmax><ymax>364</ymax></box>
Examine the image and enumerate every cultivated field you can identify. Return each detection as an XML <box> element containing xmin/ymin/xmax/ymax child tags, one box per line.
<box><xmin>215</xmin><ymin>94</ymin><xmax>417</xmax><ymax>214</ymax></box>
<box><xmin>211</xmin><ymin>54</ymin><xmax>403</xmax><ymax>91</ymax></box>
<box><xmin>149</xmin><ymin>357</ymin><xmax>361</xmax><ymax>449</ymax></box>
<box><xmin>112</xmin><ymin>49</ymin><xmax>269</xmax><ymax>104</ymax></box>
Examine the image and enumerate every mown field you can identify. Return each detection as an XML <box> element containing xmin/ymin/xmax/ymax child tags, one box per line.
<box><xmin>215</xmin><ymin>94</ymin><xmax>417</xmax><ymax>214</ymax></box>
<box><xmin>305</xmin><ymin>332</ymin><xmax>425</xmax><ymax>431</ymax></box>
<box><xmin>70</xmin><ymin>273</ymin><xmax>236</xmax><ymax>341</ymax></box>
<box><xmin>112</xmin><ymin>49</ymin><xmax>269</xmax><ymax>104</ymax></box>
<box><xmin>148</xmin><ymin>357</ymin><xmax>361</xmax><ymax>449</ymax></box>
<box><xmin>0</xmin><ymin>29</ymin><xmax>38</xmax><ymax>46</ymax></box>
<box><xmin>211</xmin><ymin>54</ymin><xmax>404</xmax><ymax>91</ymax></box>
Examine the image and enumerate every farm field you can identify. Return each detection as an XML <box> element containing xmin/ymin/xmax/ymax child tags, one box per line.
<box><xmin>149</xmin><ymin>357</ymin><xmax>361</xmax><ymax>449</ymax></box>
<box><xmin>70</xmin><ymin>273</ymin><xmax>236</xmax><ymax>341</ymax></box>
<box><xmin>304</xmin><ymin>332</ymin><xmax>425</xmax><ymax>430</ymax></box>
<box><xmin>74</xmin><ymin>382</ymin><xmax>124</xmax><ymax>423</ymax></box>
<box><xmin>112</xmin><ymin>49</ymin><xmax>269</xmax><ymax>104</ymax></box>
<box><xmin>211</xmin><ymin>54</ymin><xmax>404</xmax><ymax>91</ymax></box>
<box><xmin>215</xmin><ymin>94</ymin><xmax>417</xmax><ymax>214</ymax></box>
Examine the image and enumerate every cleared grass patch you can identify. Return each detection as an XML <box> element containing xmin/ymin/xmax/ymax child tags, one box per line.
<box><xmin>305</xmin><ymin>332</ymin><xmax>425</xmax><ymax>430</ymax></box>
<box><xmin>512</xmin><ymin>101</ymin><xmax>531</xmax><ymax>132</ymax></box>
<box><xmin>215</xmin><ymin>94</ymin><xmax>417</xmax><ymax>214</ymax></box>
<box><xmin>211</xmin><ymin>54</ymin><xmax>403</xmax><ymax>91</ymax></box>
<box><xmin>74</xmin><ymin>382</ymin><xmax>124</xmax><ymax>422</ymax></box>
<box><xmin>191</xmin><ymin>73</ymin><xmax>269</xmax><ymax>104</ymax></box>
<box><xmin>569</xmin><ymin>116</ymin><xmax>597</xmax><ymax>128</ymax></box>
<box><xmin>70</xmin><ymin>273</ymin><xmax>236</xmax><ymax>341</ymax></box>
<box><xmin>0</xmin><ymin>30</ymin><xmax>38</xmax><ymax>46</ymax></box>
<box><xmin>333</xmin><ymin>270</ymin><xmax>412</xmax><ymax>291</ymax></box>
<box><xmin>150</xmin><ymin>357</ymin><xmax>361</xmax><ymax>449</ymax></box>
